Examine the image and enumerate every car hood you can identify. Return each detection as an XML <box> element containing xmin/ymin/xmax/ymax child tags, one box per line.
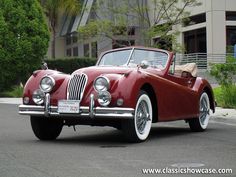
<box><xmin>71</xmin><ymin>66</ymin><xmax>139</xmax><ymax>92</ymax></box>
<box><xmin>73</xmin><ymin>66</ymin><xmax>136</xmax><ymax>78</ymax></box>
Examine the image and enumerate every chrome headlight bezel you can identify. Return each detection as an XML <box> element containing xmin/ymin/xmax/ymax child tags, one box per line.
<box><xmin>93</xmin><ymin>76</ymin><xmax>110</xmax><ymax>92</ymax></box>
<box><xmin>39</xmin><ymin>76</ymin><xmax>55</xmax><ymax>93</ymax></box>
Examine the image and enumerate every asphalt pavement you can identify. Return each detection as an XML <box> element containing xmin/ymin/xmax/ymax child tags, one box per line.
<box><xmin>0</xmin><ymin>100</ymin><xmax>235</xmax><ymax>177</ymax></box>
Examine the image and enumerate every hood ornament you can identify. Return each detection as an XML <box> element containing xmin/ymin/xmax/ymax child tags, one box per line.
<box><xmin>41</xmin><ymin>61</ymin><xmax>48</xmax><ymax>70</ymax></box>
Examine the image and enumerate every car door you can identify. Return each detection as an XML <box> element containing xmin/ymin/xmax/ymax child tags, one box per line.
<box><xmin>155</xmin><ymin>57</ymin><xmax>199</xmax><ymax>121</ymax></box>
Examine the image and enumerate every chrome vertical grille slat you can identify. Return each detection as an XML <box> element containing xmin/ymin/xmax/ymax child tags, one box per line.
<box><xmin>67</xmin><ymin>73</ymin><xmax>88</xmax><ymax>100</ymax></box>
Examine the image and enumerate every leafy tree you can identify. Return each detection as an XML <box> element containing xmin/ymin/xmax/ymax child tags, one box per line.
<box><xmin>0</xmin><ymin>0</ymin><xmax>50</xmax><ymax>92</ymax></box>
<box><xmin>78</xmin><ymin>0</ymin><xmax>200</xmax><ymax>51</ymax></box>
<box><xmin>39</xmin><ymin>0</ymin><xmax>81</xmax><ymax>58</ymax></box>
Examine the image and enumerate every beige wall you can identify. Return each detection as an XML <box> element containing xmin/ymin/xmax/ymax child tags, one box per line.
<box><xmin>47</xmin><ymin>36</ymin><xmax>65</xmax><ymax>58</ymax></box>
<box><xmin>173</xmin><ymin>0</ymin><xmax>236</xmax><ymax>55</ymax></box>
<box><xmin>46</xmin><ymin>12</ymin><xmax>66</xmax><ymax>58</ymax></box>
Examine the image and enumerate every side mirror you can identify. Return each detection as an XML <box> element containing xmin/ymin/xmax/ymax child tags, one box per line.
<box><xmin>139</xmin><ymin>60</ymin><xmax>149</xmax><ymax>69</ymax></box>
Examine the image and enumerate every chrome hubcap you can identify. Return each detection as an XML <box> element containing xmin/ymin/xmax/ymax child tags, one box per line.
<box><xmin>200</xmin><ymin>94</ymin><xmax>210</xmax><ymax>126</ymax></box>
<box><xmin>136</xmin><ymin>100</ymin><xmax>151</xmax><ymax>134</ymax></box>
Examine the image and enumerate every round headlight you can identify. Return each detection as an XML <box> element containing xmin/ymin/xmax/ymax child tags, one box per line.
<box><xmin>93</xmin><ymin>76</ymin><xmax>110</xmax><ymax>92</ymax></box>
<box><xmin>97</xmin><ymin>91</ymin><xmax>111</xmax><ymax>106</ymax></box>
<box><xmin>40</xmin><ymin>76</ymin><xmax>55</xmax><ymax>93</ymax></box>
<box><xmin>32</xmin><ymin>89</ymin><xmax>45</xmax><ymax>105</ymax></box>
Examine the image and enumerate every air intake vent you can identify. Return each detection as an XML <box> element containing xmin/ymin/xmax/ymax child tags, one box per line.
<box><xmin>67</xmin><ymin>73</ymin><xmax>88</xmax><ymax>100</ymax></box>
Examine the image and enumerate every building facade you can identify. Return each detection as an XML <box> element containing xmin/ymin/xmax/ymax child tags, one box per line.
<box><xmin>173</xmin><ymin>0</ymin><xmax>236</xmax><ymax>55</ymax></box>
<box><xmin>47</xmin><ymin>0</ymin><xmax>236</xmax><ymax>59</ymax></box>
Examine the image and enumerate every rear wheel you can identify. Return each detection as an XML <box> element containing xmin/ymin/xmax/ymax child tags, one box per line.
<box><xmin>122</xmin><ymin>91</ymin><xmax>153</xmax><ymax>142</ymax></box>
<box><xmin>30</xmin><ymin>116</ymin><xmax>63</xmax><ymax>140</ymax></box>
<box><xmin>189</xmin><ymin>92</ymin><xmax>210</xmax><ymax>132</ymax></box>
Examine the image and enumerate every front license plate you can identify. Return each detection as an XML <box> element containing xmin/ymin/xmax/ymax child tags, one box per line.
<box><xmin>58</xmin><ymin>100</ymin><xmax>80</xmax><ymax>114</ymax></box>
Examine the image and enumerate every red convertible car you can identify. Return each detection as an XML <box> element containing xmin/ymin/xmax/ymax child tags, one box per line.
<box><xmin>19</xmin><ymin>46</ymin><xmax>215</xmax><ymax>142</ymax></box>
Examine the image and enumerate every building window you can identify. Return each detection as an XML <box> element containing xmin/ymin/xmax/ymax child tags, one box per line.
<box><xmin>72</xmin><ymin>36</ymin><xmax>78</xmax><ymax>43</ymax></box>
<box><xmin>184</xmin><ymin>28</ymin><xmax>206</xmax><ymax>53</ymax></box>
<box><xmin>66</xmin><ymin>36</ymin><xmax>71</xmax><ymax>45</ymax></box>
<box><xmin>183</xmin><ymin>13</ymin><xmax>206</xmax><ymax>27</ymax></box>
<box><xmin>226</xmin><ymin>11</ymin><xmax>236</xmax><ymax>21</ymax></box>
<box><xmin>112</xmin><ymin>40</ymin><xmax>135</xmax><ymax>49</ymax></box>
<box><xmin>91</xmin><ymin>42</ymin><xmax>97</xmax><ymax>58</ymax></box>
<box><xmin>226</xmin><ymin>26</ymin><xmax>236</xmax><ymax>53</ymax></box>
<box><xmin>73</xmin><ymin>47</ymin><xmax>78</xmax><ymax>57</ymax></box>
<box><xmin>84</xmin><ymin>43</ymin><xmax>90</xmax><ymax>57</ymax></box>
<box><xmin>66</xmin><ymin>48</ymin><xmax>72</xmax><ymax>57</ymax></box>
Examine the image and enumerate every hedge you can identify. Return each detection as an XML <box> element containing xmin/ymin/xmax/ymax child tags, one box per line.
<box><xmin>45</xmin><ymin>57</ymin><xmax>97</xmax><ymax>74</ymax></box>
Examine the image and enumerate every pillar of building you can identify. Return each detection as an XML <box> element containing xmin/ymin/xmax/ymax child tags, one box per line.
<box><xmin>206</xmin><ymin>0</ymin><xmax>226</xmax><ymax>55</ymax></box>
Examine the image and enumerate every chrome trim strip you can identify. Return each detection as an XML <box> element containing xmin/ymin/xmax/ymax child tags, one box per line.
<box><xmin>45</xmin><ymin>93</ymin><xmax>50</xmax><ymax>117</ymax></box>
<box><xmin>19</xmin><ymin>105</ymin><xmax>134</xmax><ymax>119</ymax></box>
<box><xmin>126</xmin><ymin>47</ymin><xmax>135</xmax><ymax>65</ymax></box>
<box><xmin>89</xmin><ymin>94</ymin><xmax>95</xmax><ymax>118</ymax></box>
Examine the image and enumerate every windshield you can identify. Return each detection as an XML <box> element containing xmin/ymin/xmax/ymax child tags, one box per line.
<box><xmin>98</xmin><ymin>48</ymin><xmax>169</xmax><ymax>70</ymax></box>
<box><xmin>98</xmin><ymin>49</ymin><xmax>132</xmax><ymax>66</ymax></box>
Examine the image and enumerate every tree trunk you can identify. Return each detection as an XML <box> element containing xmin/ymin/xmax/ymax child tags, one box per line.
<box><xmin>51</xmin><ymin>29</ymin><xmax>56</xmax><ymax>59</ymax></box>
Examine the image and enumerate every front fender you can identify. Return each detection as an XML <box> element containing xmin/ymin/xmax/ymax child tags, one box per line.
<box><xmin>107</xmin><ymin>70</ymin><xmax>150</xmax><ymax>108</ymax></box>
<box><xmin>23</xmin><ymin>70</ymin><xmax>69</xmax><ymax>105</ymax></box>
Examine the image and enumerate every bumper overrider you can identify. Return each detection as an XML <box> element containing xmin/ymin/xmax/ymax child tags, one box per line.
<box><xmin>18</xmin><ymin>94</ymin><xmax>134</xmax><ymax>119</ymax></box>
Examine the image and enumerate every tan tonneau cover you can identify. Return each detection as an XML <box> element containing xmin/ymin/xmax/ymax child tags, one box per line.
<box><xmin>175</xmin><ymin>63</ymin><xmax>197</xmax><ymax>77</ymax></box>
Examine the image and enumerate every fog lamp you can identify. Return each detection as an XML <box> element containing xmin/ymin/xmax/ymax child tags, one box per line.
<box><xmin>32</xmin><ymin>89</ymin><xmax>45</xmax><ymax>105</ymax></box>
<box><xmin>97</xmin><ymin>91</ymin><xmax>111</xmax><ymax>106</ymax></box>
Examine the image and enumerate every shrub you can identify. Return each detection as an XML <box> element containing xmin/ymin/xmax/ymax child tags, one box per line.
<box><xmin>210</xmin><ymin>56</ymin><xmax>236</xmax><ymax>86</ymax></box>
<box><xmin>213</xmin><ymin>86</ymin><xmax>236</xmax><ymax>109</ymax></box>
<box><xmin>0</xmin><ymin>84</ymin><xmax>24</xmax><ymax>97</ymax></box>
<box><xmin>0</xmin><ymin>0</ymin><xmax>50</xmax><ymax>92</ymax></box>
<box><xmin>45</xmin><ymin>57</ymin><xmax>97</xmax><ymax>73</ymax></box>
<box><xmin>211</xmin><ymin>56</ymin><xmax>236</xmax><ymax>108</ymax></box>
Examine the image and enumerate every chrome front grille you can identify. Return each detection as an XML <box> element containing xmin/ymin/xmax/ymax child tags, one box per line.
<box><xmin>67</xmin><ymin>73</ymin><xmax>88</xmax><ymax>100</ymax></box>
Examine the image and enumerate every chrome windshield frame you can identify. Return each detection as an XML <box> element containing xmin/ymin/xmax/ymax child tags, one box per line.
<box><xmin>96</xmin><ymin>47</ymin><xmax>170</xmax><ymax>70</ymax></box>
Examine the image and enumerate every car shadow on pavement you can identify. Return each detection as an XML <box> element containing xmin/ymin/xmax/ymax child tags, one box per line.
<box><xmin>37</xmin><ymin>125</ymin><xmax>206</xmax><ymax>146</ymax></box>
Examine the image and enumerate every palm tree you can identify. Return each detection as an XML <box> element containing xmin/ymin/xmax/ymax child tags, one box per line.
<box><xmin>40</xmin><ymin>0</ymin><xmax>81</xmax><ymax>58</ymax></box>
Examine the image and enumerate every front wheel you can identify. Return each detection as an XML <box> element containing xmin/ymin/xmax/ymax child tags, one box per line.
<box><xmin>122</xmin><ymin>91</ymin><xmax>153</xmax><ymax>142</ymax></box>
<box><xmin>189</xmin><ymin>92</ymin><xmax>211</xmax><ymax>132</ymax></box>
<box><xmin>30</xmin><ymin>116</ymin><xmax>63</xmax><ymax>140</ymax></box>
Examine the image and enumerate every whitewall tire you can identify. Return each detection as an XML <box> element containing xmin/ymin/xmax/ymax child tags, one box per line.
<box><xmin>189</xmin><ymin>92</ymin><xmax>211</xmax><ymax>132</ymax></box>
<box><xmin>122</xmin><ymin>91</ymin><xmax>153</xmax><ymax>142</ymax></box>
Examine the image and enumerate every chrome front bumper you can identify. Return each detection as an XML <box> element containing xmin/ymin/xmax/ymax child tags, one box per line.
<box><xmin>19</xmin><ymin>94</ymin><xmax>134</xmax><ymax>119</ymax></box>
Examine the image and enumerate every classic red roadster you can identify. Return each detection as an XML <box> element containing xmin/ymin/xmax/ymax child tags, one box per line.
<box><xmin>19</xmin><ymin>46</ymin><xmax>215</xmax><ymax>142</ymax></box>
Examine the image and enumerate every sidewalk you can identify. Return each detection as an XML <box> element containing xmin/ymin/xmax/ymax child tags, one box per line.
<box><xmin>0</xmin><ymin>98</ymin><xmax>22</xmax><ymax>105</ymax></box>
<box><xmin>211</xmin><ymin>107</ymin><xmax>236</xmax><ymax>124</ymax></box>
<box><xmin>0</xmin><ymin>97</ymin><xmax>236</xmax><ymax>123</ymax></box>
